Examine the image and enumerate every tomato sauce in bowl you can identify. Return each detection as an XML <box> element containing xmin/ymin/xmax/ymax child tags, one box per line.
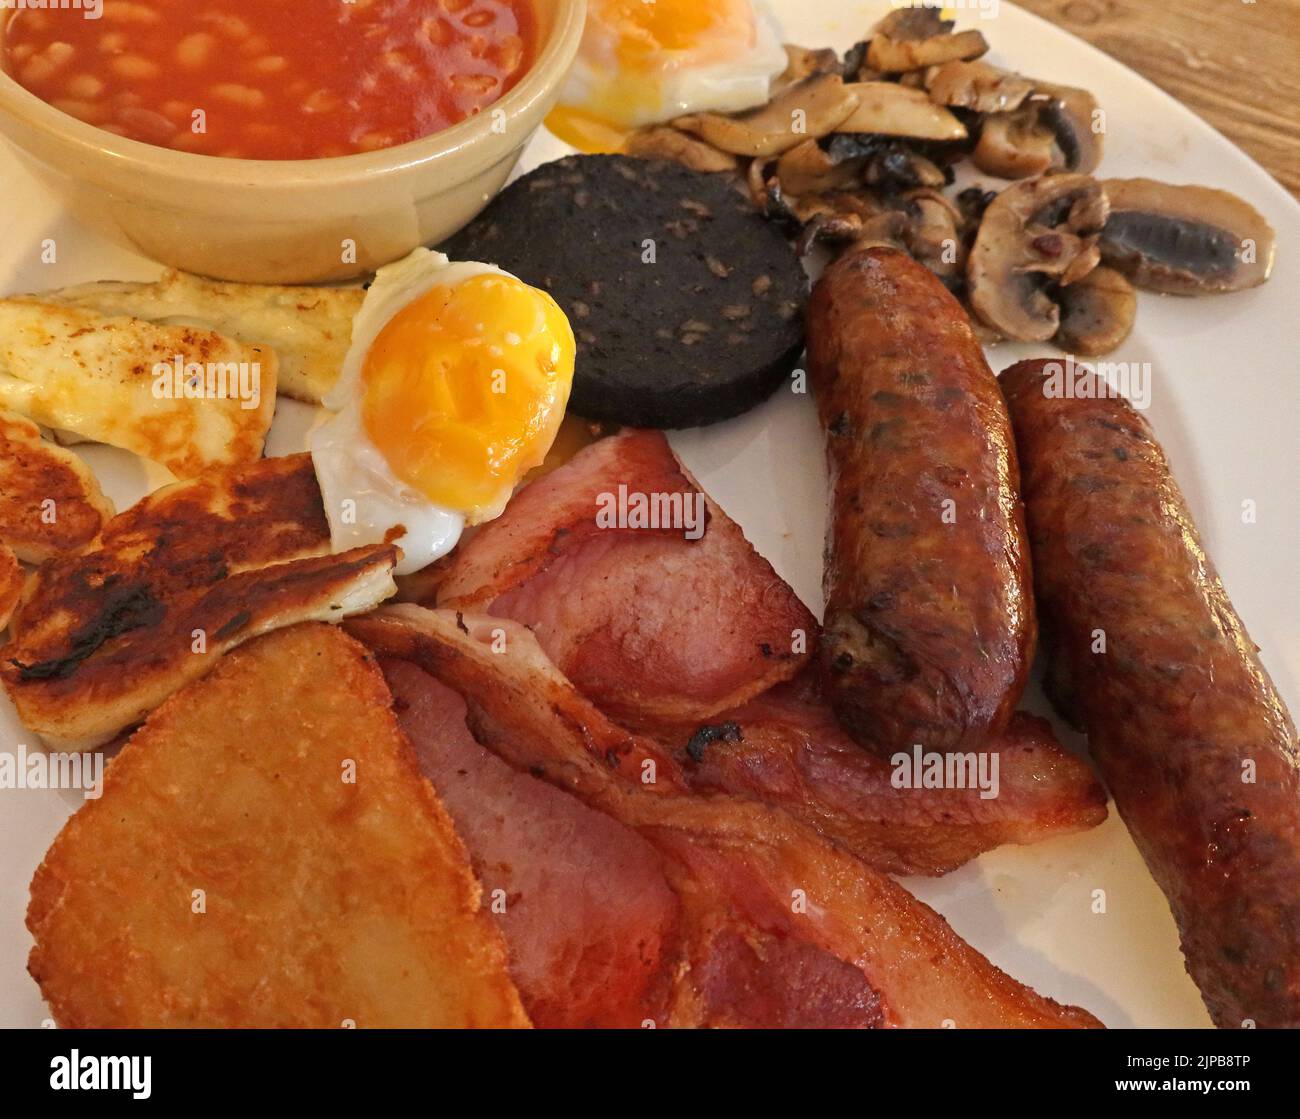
<box><xmin>0</xmin><ymin>0</ymin><xmax>537</xmax><ymax>159</ymax></box>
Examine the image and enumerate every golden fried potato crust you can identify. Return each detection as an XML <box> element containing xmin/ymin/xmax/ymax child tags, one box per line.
<box><xmin>28</xmin><ymin>623</ymin><xmax>529</xmax><ymax>1028</ymax></box>
<box><xmin>0</xmin><ymin>410</ymin><xmax>114</xmax><ymax>563</ymax></box>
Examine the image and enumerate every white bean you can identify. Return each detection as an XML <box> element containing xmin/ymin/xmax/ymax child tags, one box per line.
<box><xmin>210</xmin><ymin>82</ymin><xmax>265</xmax><ymax>109</ymax></box>
<box><xmin>176</xmin><ymin>33</ymin><xmax>215</xmax><ymax>69</ymax></box>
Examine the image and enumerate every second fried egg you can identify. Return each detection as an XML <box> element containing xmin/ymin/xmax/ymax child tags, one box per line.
<box><xmin>548</xmin><ymin>0</ymin><xmax>787</xmax><ymax>147</ymax></box>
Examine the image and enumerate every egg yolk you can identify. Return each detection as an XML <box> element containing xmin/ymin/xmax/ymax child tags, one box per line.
<box><xmin>360</xmin><ymin>273</ymin><xmax>575</xmax><ymax>521</ymax></box>
<box><xmin>547</xmin><ymin>0</ymin><xmax>768</xmax><ymax>148</ymax></box>
<box><xmin>596</xmin><ymin>0</ymin><xmax>758</xmax><ymax>68</ymax></box>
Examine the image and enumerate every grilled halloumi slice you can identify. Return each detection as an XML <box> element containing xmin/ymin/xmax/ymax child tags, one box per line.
<box><xmin>31</xmin><ymin>270</ymin><xmax>363</xmax><ymax>404</ymax></box>
<box><xmin>0</xmin><ymin>409</ymin><xmax>114</xmax><ymax>563</ymax></box>
<box><xmin>0</xmin><ymin>300</ymin><xmax>277</xmax><ymax>479</ymax></box>
<box><xmin>0</xmin><ymin>543</ymin><xmax>21</xmax><ymax>631</ymax></box>
<box><xmin>0</xmin><ymin>453</ymin><xmax>398</xmax><ymax>743</ymax></box>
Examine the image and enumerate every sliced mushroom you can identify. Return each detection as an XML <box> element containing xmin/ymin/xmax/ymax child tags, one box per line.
<box><xmin>838</xmin><ymin>40</ymin><xmax>876</xmax><ymax>83</ymax></box>
<box><xmin>873</xmin><ymin>7</ymin><xmax>951</xmax><ymax>40</ymax></box>
<box><xmin>1034</xmin><ymin>81</ymin><xmax>1104</xmax><ymax>173</ymax></box>
<box><xmin>974</xmin><ymin>83</ymin><xmax>1102</xmax><ymax>179</ymax></box>
<box><xmin>775</xmin><ymin>138</ymin><xmax>865</xmax><ymax>195</ymax></box>
<box><xmin>1055</xmin><ymin>266</ymin><xmax>1136</xmax><ymax>355</ymax></box>
<box><xmin>772</xmin><ymin>44</ymin><xmax>841</xmax><ymax>95</ymax></box>
<box><xmin>925</xmin><ymin>60</ymin><xmax>1034</xmax><ymax>114</ymax></box>
<box><xmin>863</xmin><ymin>146</ymin><xmax>947</xmax><ymax>191</ymax></box>
<box><xmin>901</xmin><ymin>188</ymin><xmax>965</xmax><ymax>278</ymax></box>
<box><xmin>625</xmin><ymin>127</ymin><xmax>738</xmax><ymax>173</ymax></box>
<box><xmin>967</xmin><ymin>174</ymin><xmax>1109</xmax><ymax>342</ymax></box>
<box><xmin>1099</xmin><ymin>178</ymin><xmax>1276</xmax><ymax>293</ymax></box>
<box><xmin>853</xmin><ymin>210</ymin><xmax>912</xmax><ymax>251</ymax></box>
<box><xmin>868</xmin><ymin>30</ymin><xmax>988</xmax><ymax>73</ymax></box>
<box><xmin>748</xmin><ymin>155</ymin><xmax>776</xmax><ymax>211</ymax></box>
<box><xmin>866</xmin><ymin>6</ymin><xmax>989</xmax><ymax>71</ymax></box>
<box><xmin>973</xmin><ymin>109</ymin><xmax>1054</xmax><ymax>178</ymax></box>
<box><xmin>837</xmin><ymin>82</ymin><xmax>967</xmax><ymax>141</ymax></box>
<box><xmin>956</xmin><ymin>184</ymin><xmax>999</xmax><ymax>224</ymax></box>
<box><xmin>797</xmin><ymin>210</ymin><xmax>871</xmax><ymax>255</ymax></box>
<box><xmin>673</xmin><ymin>73</ymin><xmax>860</xmax><ymax>157</ymax></box>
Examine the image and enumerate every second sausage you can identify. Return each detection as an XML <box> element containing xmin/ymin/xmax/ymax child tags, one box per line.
<box><xmin>1002</xmin><ymin>356</ymin><xmax>1300</xmax><ymax>1028</ymax></box>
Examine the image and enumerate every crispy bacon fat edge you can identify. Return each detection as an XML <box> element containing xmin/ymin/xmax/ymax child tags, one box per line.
<box><xmin>433</xmin><ymin>428</ymin><xmax>1106</xmax><ymax>875</ymax></box>
<box><xmin>349</xmin><ymin>605</ymin><xmax>1102</xmax><ymax>1029</ymax></box>
<box><xmin>434</xmin><ymin>428</ymin><xmax>817</xmax><ymax>728</ymax></box>
<box><xmin>27</xmin><ymin>623</ymin><xmax>528</xmax><ymax>1028</ymax></box>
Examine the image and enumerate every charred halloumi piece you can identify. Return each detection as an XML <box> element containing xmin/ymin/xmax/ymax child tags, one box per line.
<box><xmin>0</xmin><ymin>300</ymin><xmax>277</xmax><ymax>478</ymax></box>
<box><xmin>0</xmin><ymin>410</ymin><xmax>114</xmax><ymax>563</ymax></box>
<box><xmin>28</xmin><ymin>623</ymin><xmax>528</xmax><ymax>1028</ymax></box>
<box><xmin>0</xmin><ymin>543</ymin><xmax>21</xmax><ymax>631</ymax></box>
<box><xmin>32</xmin><ymin>270</ymin><xmax>363</xmax><ymax>404</ymax></box>
<box><xmin>1</xmin><ymin>453</ymin><xmax>398</xmax><ymax>743</ymax></box>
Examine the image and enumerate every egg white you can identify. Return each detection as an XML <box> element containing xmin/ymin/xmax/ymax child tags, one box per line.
<box><xmin>559</xmin><ymin>0</ymin><xmax>788</xmax><ymax>128</ymax></box>
<box><xmin>311</xmin><ymin>249</ymin><xmax>510</xmax><ymax>576</ymax></box>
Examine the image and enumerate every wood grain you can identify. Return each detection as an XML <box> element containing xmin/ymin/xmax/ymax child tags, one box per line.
<box><xmin>1017</xmin><ymin>0</ymin><xmax>1300</xmax><ymax>195</ymax></box>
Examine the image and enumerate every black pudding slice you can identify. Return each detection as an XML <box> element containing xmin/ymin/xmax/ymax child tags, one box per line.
<box><xmin>439</xmin><ymin>154</ymin><xmax>807</xmax><ymax>429</ymax></box>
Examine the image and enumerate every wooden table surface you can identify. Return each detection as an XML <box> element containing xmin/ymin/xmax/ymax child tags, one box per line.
<box><xmin>1018</xmin><ymin>0</ymin><xmax>1300</xmax><ymax>196</ymax></box>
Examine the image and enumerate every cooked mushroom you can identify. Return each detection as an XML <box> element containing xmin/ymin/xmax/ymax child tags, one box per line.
<box><xmin>973</xmin><ymin>109</ymin><xmax>1054</xmax><ymax>178</ymax></box>
<box><xmin>956</xmin><ymin>184</ymin><xmax>999</xmax><ymax>224</ymax></box>
<box><xmin>772</xmin><ymin>44</ymin><xmax>841</xmax><ymax>95</ymax></box>
<box><xmin>837</xmin><ymin>82</ymin><xmax>967</xmax><ymax>141</ymax></box>
<box><xmin>873</xmin><ymin>7</ymin><xmax>951</xmax><ymax>40</ymax></box>
<box><xmin>1035</xmin><ymin>81</ymin><xmax>1104</xmax><ymax>173</ymax></box>
<box><xmin>1055</xmin><ymin>266</ymin><xmax>1137</xmax><ymax>355</ymax></box>
<box><xmin>838</xmin><ymin>40</ymin><xmax>875</xmax><ymax>82</ymax></box>
<box><xmin>967</xmin><ymin>174</ymin><xmax>1109</xmax><ymax>342</ymax></box>
<box><xmin>673</xmin><ymin>73</ymin><xmax>860</xmax><ymax>157</ymax></box>
<box><xmin>852</xmin><ymin>210</ymin><xmax>912</xmax><ymax>251</ymax></box>
<box><xmin>748</xmin><ymin>156</ymin><xmax>776</xmax><ymax>211</ymax></box>
<box><xmin>868</xmin><ymin>31</ymin><xmax>989</xmax><ymax>72</ymax></box>
<box><xmin>797</xmin><ymin>209</ymin><xmax>872</xmax><ymax>255</ymax></box>
<box><xmin>866</xmin><ymin>8</ymin><xmax>989</xmax><ymax>72</ymax></box>
<box><xmin>974</xmin><ymin>82</ymin><xmax>1102</xmax><ymax>179</ymax></box>
<box><xmin>862</xmin><ymin>145</ymin><xmax>947</xmax><ymax>191</ymax></box>
<box><xmin>1099</xmin><ymin>178</ymin><xmax>1276</xmax><ymax>293</ymax></box>
<box><xmin>625</xmin><ymin>127</ymin><xmax>738</xmax><ymax>173</ymax></box>
<box><xmin>784</xmin><ymin>191</ymin><xmax>895</xmax><ymax>254</ymax></box>
<box><xmin>925</xmin><ymin>60</ymin><xmax>1034</xmax><ymax>114</ymax></box>
<box><xmin>775</xmin><ymin>138</ymin><xmax>865</xmax><ymax>195</ymax></box>
<box><xmin>901</xmin><ymin>188</ymin><xmax>966</xmax><ymax>278</ymax></box>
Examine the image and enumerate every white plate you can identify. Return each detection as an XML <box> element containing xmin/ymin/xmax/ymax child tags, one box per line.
<box><xmin>2</xmin><ymin>0</ymin><xmax>1296</xmax><ymax>1028</ymax></box>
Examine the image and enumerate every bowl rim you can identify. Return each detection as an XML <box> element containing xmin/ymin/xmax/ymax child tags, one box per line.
<box><xmin>0</xmin><ymin>0</ymin><xmax>586</xmax><ymax>189</ymax></box>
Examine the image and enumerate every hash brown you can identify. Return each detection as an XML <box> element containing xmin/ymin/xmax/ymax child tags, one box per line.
<box><xmin>27</xmin><ymin>623</ymin><xmax>528</xmax><ymax>1028</ymax></box>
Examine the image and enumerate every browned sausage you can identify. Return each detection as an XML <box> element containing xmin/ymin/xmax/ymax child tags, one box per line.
<box><xmin>805</xmin><ymin>247</ymin><xmax>1035</xmax><ymax>755</ymax></box>
<box><xmin>1002</xmin><ymin>356</ymin><xmax>1300</xmax><ymax>1029</ymax></box>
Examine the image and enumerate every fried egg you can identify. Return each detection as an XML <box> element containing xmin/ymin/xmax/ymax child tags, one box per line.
<box><xmin>310</xmin><ymin>249</ymin><xmax>575</xmax><ymax>575</ymax></box>
<box><xmin>548</xmin><ymin>0</ymin><xmax>787</xmax><ymax>147</ymax></box>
